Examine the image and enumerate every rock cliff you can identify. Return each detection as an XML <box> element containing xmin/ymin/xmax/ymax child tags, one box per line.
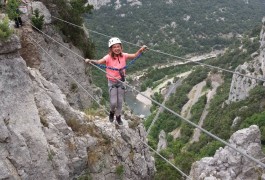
<box><xmin>18</xmin><ymin>4</ymin><xmax>102</xmax><ymax>110</ymax></box>
<box><xmin>157</xmin><ymin>130</ymin><xmax>167</xmax><ymax>152</ymax></box>
<box><xmin>228</xmin><ymin>17</ymin><xmax>265</xmax><ymax>102</ymax></box>
<box><xmin>191</xmin><ymin>19</ymin><xmax>265</xmax><ymax>176</ymax></box>
<box><xmin>0</xmin><ymin>35</ymin><xmax>155</xmax><ymax>179</ymax></box>
<box><xmin>189</xmin><ymin>125</ymin><xmax>265</xmax><ymax>180</ymax></box>
<box><xmin>86</xmin><ymin>0</ymin><xmax>111</xmax><ymax>9</ymax></box>
<box><xmin>0</xmin><ymin>12</ymin><xmax>155</xmax><ymax>180</ymax></box>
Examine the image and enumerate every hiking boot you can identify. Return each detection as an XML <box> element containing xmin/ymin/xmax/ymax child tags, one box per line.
<box><xmin>109</xmin><ymin>111</ymin><xmax>114</xmax><ymax>122</ymax></box>
<box><xmin>116</xmin><ymin>115</ymin><xmax>123</xmax><ymax>125</ymax></box>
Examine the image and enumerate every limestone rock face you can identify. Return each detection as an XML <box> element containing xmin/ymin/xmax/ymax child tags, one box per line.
<box><xmin>157</xmin><ymin>130</ymin><xmax>167</xmax><ymax>152</ymax></box>
<box><xmin>228</xmin><ymin>17</ymin><xmax>265</xmax><ymax>103</ymax></box>
<box><xmin>0</xmin><ymin>35</ymin><xmax>21</xmax><ymax>54</ymax></box>
<box><xmin>86</xmin><ymin>0</ymin><xmax>111</xmax><ymax>9</ymax></box>
<box><xmin>189</xmin><ymin>125</ymin><xmax>265</xmax><ymax>180</ymax></box>
<box><xmin>0</xmin><ymin>35</ymin><xmax>155</xmax><ymax>179</ymax></box>
<box><xmin>19</xmin><ymin>23</ymin><xmax>102</xmax><ymax>110</ymax></box>
<box><xmin>227</xmin><ymin>61</ymin><xmax>260</xmax><ymax>102</ymax></box>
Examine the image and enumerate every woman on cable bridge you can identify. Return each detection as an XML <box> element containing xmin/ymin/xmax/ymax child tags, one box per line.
<box><xmin>85</xmin><ymin>37</ymin><xmax>147</xmax><ymax>125</ymax></box>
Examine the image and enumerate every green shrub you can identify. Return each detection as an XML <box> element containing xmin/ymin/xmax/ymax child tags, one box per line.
<box><xmin>50</xmin><ymin>0</ymin><xmax>94</xmax><ymax>58</ymax></box>
<box><xmin>70</xmin><ymin>83</ymin><xmax>78</xmax><ymax>92</ymax></box>
<box><xmin>31</xmin><ymin>9</ymin><xmax>44</xmax><ymax>30</ymax></box>
<box><xmin>0</xmin><ymin>17</ymin><xmax>13</xmax><ymax>40</ymax></box>
<box><xmin>6</xmin><ymin>0</ymin><xmax>19</xmax><ymax>20</ymax></box>
<box><xmin>47</xmin><ymin>149</ymin><xmax>55</xmax><ymax>161</ymax></box>
<box><xmin>115</xmin><ymin>165</ymin><xmax>124</xmax><ymax>178</ymax></box>
<box><xmin>78</xmin><ymin>171</ymin><xmax>92</xmax><ymax>180</ymax></box>
<box><xmin>240</xmin><ymin>111</ymin><xmax>265</xmax><ymax>143</ymax></box>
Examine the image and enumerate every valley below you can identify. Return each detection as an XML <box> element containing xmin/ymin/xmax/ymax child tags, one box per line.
<box><xmin>125</xmin><ymin>50</ymin><xmax>224</xmax><ymax>117</ymax></box>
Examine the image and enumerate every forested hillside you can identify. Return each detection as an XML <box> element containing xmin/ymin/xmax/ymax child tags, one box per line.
<box><xmin>143</xmin><ymin>20</ymin><xmax>265</xmax><ymax>179</ymax></box>
<box><xmin>85</xmin><ymin>0</ymin><xmax>265</xmax><ymax>64</ymax></box>
<box><xmin>85</xmin><ymin>0</ymin><xmax>265</xmax><ymax>100</ymax></box>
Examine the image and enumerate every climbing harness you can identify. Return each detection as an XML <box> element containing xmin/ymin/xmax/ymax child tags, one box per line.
<box><xmin>109</xmin><ymin>81</ymin><xmax>125</xmax><ymax>94</ymax></box>
<box><xmin>111</xmin><ymin>82</ymin><xmax>125</xmax><ymax>89</ymax></box>
<box><xmin>93</xmin><ymin>53</ymin><xmax>142</xmax><ymax>82</ymax></box>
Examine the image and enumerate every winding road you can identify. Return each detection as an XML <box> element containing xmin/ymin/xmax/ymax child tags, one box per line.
<box><xmin>147</xmin><ymin>78</ymin><xmax>183</xmax><ymax>135</ymax></box>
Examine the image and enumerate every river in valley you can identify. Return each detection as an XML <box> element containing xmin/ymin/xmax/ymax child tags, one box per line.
<box><xmin>124</xmin><ymin>90</ymin><xmax>151</xmax><ymax>117</ymax></box>
<box><xmin>123</xmin><ymin>50</ymin><xmax>223</xmax><ymax>118</ymax></box>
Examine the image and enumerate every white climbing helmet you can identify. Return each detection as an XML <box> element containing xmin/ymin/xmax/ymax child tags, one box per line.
<box><xmin>108</xmin><ymin>37</ymin><xmax>122</xmax><ymax>47</ymax></box>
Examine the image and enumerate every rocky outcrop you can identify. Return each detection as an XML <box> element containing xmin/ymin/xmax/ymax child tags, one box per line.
<box><xmin>32</xmin><ymin>1</ymin><xmax>52</xmax><ymax>24</ymax></box>
<box><xmin>0</xmin><ymin>35</ymin><xmax>155</xmax><ymax>179</ymax></box>
<box><xmin>157</xmin><ymin>130</ymin><xmax>167</xmax><ymax>152</ymax></box>
<box><xmin>189</xmin><ymin>125</ymin><xmax>265</xmax><ymax>180</ymax></box>
<box><xmin>0</xmin><ymin>35</ymin><xmax>21</xmax><ymax>54</ymax></box>
<box><xmin>87</xmin><ymin>0</ymin><xmax>111</xmax><ymax>9</ymax></box>
<box><xmin>227</xmin><ymin>61</ymin><xmax>261</xmax><ymax>102</ymax></box>
<box><xmin>127</xmin><ymin>0</ymin><xmax>142</xmax><ymax>6</ymax></box>
<box><xmin>87</xmin><ymin>0</ymin><xmax>142</xmax><ymax>9</ymax></box>
<box><xmin>19</xmin><ymin>12</ymin><xmax>101</xmax><ymax>110</ymax></box>
<box><xmin>228</xmin><ymin>17</ymin><xmax>265</xmax><ymax>102</ymax></box>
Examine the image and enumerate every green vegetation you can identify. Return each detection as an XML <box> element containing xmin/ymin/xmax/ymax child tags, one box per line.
<box><xmin>81</xmin><ymin>1</ymin><xmax>264</xmax><ymax>176</ymax></box>
<box><xmin>152</xmin><ymin>70</ymin><xmax>265</xmax><ymax>177</ymax></box>
<box><xmin>90</xmin><ymin>67</ymin><xmax>108</xmax><ymax>100</ymax></box>
<box><xmin>43</xmin><ymin>0</ymin><xmax>95</xmax><ymax>58</ymax></box>
<box><xmin>66</xmin><ymin>118</ymin><xmax>98</xmax><ymax>136</ymax></box>
<box><xmin>85</xmin><ymin>0</ymin><xmax>265</xmax><ymax>71</ymax></box>
<box><xmin>0</xmin><ymin>16</ymin><xmax>13</xmax><ymax>40</ymax></box>
<box><xmin>154</xmin><ymin>149</ymin><xmax>185</xmax><ymax>180</ymax></box>
<box><xmin>190</xmin><ymin>94</ymin><xmax>207</xmax><ymax>123</ymax></box>
<box><xmin>6</xmin><ymin>0</ymin><xmax>19</xmax><ymax>20</ymax></box>
<box><xmin>70</xmin><ymin>82</ymin><xmax>78</xmax><ymax>93</ymax></box>
<box><xmin>38</xmin><ymin>0</ymin><xmax>264</xmax><ymax>177</ymax></box>
<box><xmin>31</xmin><ymin>9</ymin><xmax>45</xmax><ymax>30</ymax></box>
<box><xmin>115</xmin><ymin>165</ymin><xmax>124</xmax><ymax>178</ymax></box>
<box><xmin>208</xmin><ymin>27</ymin><xmax>261</xmax><ymax>71</ymax></box>
<box><xmin>1</xmin><ymin>0</ymin><xmax>263</xmax><ymax>178</ymax></box>
<box><xmin>84</xmin><ymin>106</ymin><xmax>106</xmax><ymax>118</ymax></box>
<box><xmin>239</xmin><ymin>86</ymin><xmax>265</xmax><ymax>143</ymax></box>
<box><xmin>139</xmin><ymin>64</ymin><xmax>191</xmax><ymax>91</ymax></box>
<box><xmin>47</xmin><ymin>149</ymin><xmax>55</xmax><ymax>161</ymax></box>
<box><xmin>147</xmin><ymin>66</ymin><xmax>209</xmax><ymax>147</ymax></box>
<box><xmin>150</xmin><ymin>92</ymin><xmax>164</xmax><ymax>112</ymax></box>
<box><xmin>145</xmin><ymin>25</ymin><xmax>264</xmax><ymax>177</ymax></box>
<box><xmin>77</xmin><ymin>171</ymin><xmax>92</xmax><ymax>180</ymax></box>
<box><xmin>86</xmin><ymin>0</ymin><xmax>263</xmax><ymax>107</ymax></box>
